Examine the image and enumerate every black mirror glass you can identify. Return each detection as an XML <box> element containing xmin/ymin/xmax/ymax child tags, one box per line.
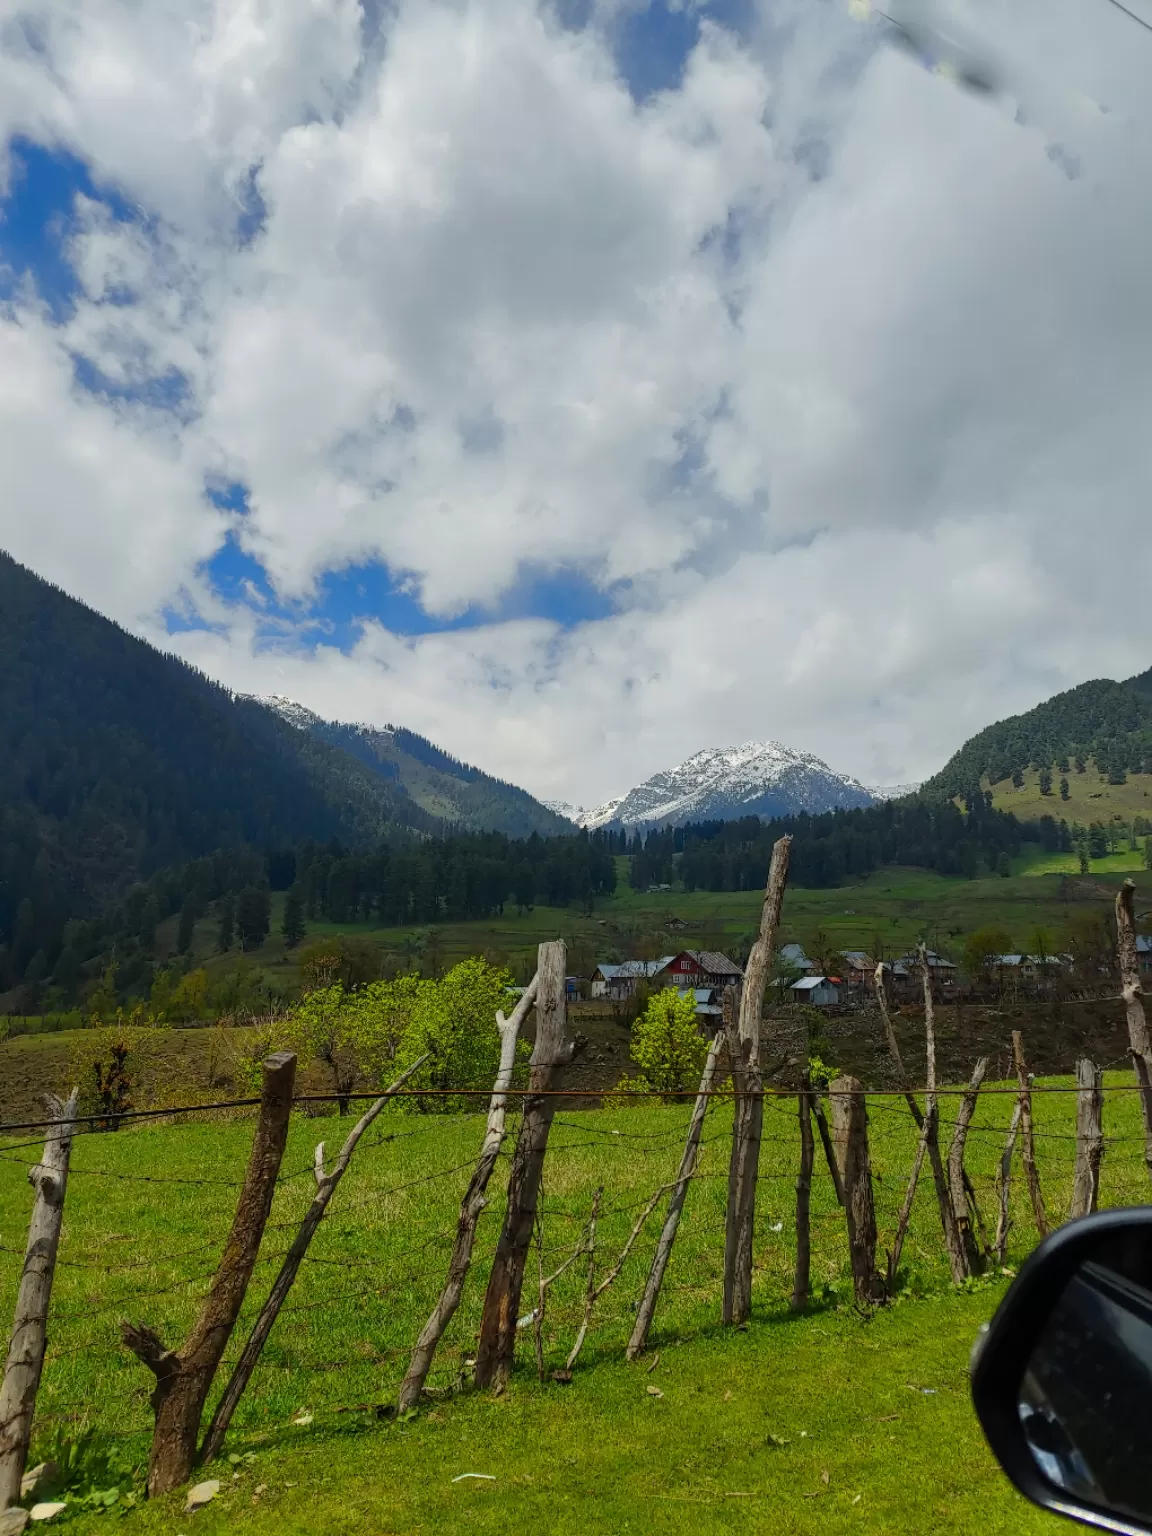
<box><xmin>1021</xmin><ymin>1231</ymin><xmax>1152</xmax><ymax>1525</ymax></box>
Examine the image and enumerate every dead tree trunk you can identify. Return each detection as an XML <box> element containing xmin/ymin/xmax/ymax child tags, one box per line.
<box><xmin>475</xmin><ymin>943</ymin><xmax>571</xmax><ymax>1390</ymax></box>
<box><xmin>920</xmin><ymin>948</ymin><xmax>969</xmax><ymax>1284</ymax></box>
<box><xmin>790</xmin><ymin>1075</ymin><xmax>816</xmax><ymax>1312</ymax></box>
<box><xmin>1069</xmin><ymin>1057</ymin><xmax>1104</xmax><ymax>1221</ymax></box>
<box><xmin>627</xmin><ymin>1030</ymin><xmax>723</xmax><ymax>1359</ymax></box>
<box><xmin>723</xmin><ymin>836</ymin><xmax>791</xmax><ymax>1327</ymax></box>
<box><xmin>829</xmin><ymin>1076</ymin><xmax>884</xmax><ymax>1306</ymax></box>
<box><xmin>399</xmin><ymin>979</ymin><xmax>538</xmax><ymax>1408</ymax></box>
<box><xmin>873</xmin><ymin>962</ymin><xmax>920</xmax><ymax>1124</ymax></box>
<box><xmin>0</xmin><ymin>1090</ymin><xmax>78</xmax><ymax>1512</ymax></box>
<box><xmin>1012</xmin><ymin>1031</ymin><xmax>1048</xmax><ymax>1239</ymax></box>
<box><xmin>200</xmin><ymin>1054</ymin><xmax>427</xmax><ymax>1462</ymax></box>
<box><xmin>1116</xmin><ymin>880</ymin><xmax>1152</xmax><ymax>1185</ymax></box>
<box><xmin>994</xmin><ymin>1099</ymin><xmax>1023</xmax><ymax>1265</ymax></box>
<box><xmin>947</xmin><ymin>1058</ymin><xmax>988</xmax><ymax>1276</ymax></box>
<box><xmin>122</xmin><ymin>1052</ymin><xmax>296</xmax><ymax>1497</ymax></box>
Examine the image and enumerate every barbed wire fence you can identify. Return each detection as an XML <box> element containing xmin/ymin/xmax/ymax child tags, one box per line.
<box><xmin>3</xmin><ymin>1065</ymin><xmax>1151</xmax><ymax>1466</ymax></box>
<box><xmin>2</xmin><ymin>885</ymin><xmax>1151</xmax><ymax>1509</ymax></box>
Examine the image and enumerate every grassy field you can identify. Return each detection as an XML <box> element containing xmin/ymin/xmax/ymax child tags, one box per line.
<box><xmin>3</xmin><ymin>1074</ymin><xmax>1149</xmax><ymax>1532</ymax></box>
<box><xmin>987</xmin><ymin>763</ymin><xmax>1152</xmax><ymax>824</ymax></box>
<box><xmin>171</xmin><ymin>863</ymin><xmax>1152</xmax><ymax>998</ymax></box>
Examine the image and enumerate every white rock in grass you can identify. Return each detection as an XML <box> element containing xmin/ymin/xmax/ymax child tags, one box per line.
<box><xmin>28</xmin><ymin>1505</ymin><xmax>67</xmax><ymax>1523</ymax></box>
<box><xmin>185</xmin><ymin>1480</ymin><xmax>221</xmax><ymax>1512</ymax></box>
<box><xmin>0</xmin><ymin>1508</ymin><xmax>31</xmax><ymax>1536</ymax></box>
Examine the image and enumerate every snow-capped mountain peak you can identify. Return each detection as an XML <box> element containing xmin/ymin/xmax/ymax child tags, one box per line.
<box><xmin>553</xmin><ymin>741</ymin><xmax>876</xmax><ymax>830</ymax></box>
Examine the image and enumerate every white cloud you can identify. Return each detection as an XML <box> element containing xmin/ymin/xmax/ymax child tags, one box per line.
<box><xmin>1</xmin><ymin>0</ymin><xmax>1151</xmax><ymax>804</ymax></box>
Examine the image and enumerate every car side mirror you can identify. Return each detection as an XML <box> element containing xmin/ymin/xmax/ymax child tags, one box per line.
<box><xmin>971</xmin><ymin>1209</ymin><xmax>1152</xmax><ymax>1535</ymax></box>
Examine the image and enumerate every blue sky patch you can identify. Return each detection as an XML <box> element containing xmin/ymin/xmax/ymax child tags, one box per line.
<box><xmin>0</xmin><ymin>137</ymin><xmax>138</xmax><ymax>319</ymax></box>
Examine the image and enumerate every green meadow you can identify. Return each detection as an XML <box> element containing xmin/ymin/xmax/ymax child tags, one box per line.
<box><xmin>3</xmin><ymin>1071</ymin><xmax>1148</xmax><ymax>1533</ymax></box>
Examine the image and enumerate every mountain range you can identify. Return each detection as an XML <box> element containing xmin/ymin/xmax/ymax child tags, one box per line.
<box><xmin>545</xmin><ymin>741</ymin><xmax>883</xmax><ymax>831</ymax></box>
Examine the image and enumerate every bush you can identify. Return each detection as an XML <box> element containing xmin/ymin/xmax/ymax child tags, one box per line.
<box><xmin>626</xmin><ymin>989</ymin><xmax>708</xmax><ymax>1097</ymax></box>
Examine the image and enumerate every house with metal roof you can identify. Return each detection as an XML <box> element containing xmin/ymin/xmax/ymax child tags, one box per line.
<box><xmin>589</xmin><ymin>958</ymin><xmax>676</xmax><ymax>1000</ymax></box>
<box><xmin>657</xmin><ymin>950</ymin><xmax>744</xmax><ymax>991</ymax></box>
<box><xmin>778</xmin><ymin>943</ymin><xmax>816</xmax><ymax>975</ymax></box>
<box><xmin>788</xmin><ymin>975</ymin><xmax>844</xmax><ymax>1007</ymax></box>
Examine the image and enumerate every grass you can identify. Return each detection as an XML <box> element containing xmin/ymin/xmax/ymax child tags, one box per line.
<box><xmin>986</xmin><ymin>763</ymin><xmax>1152</xmax><ymax>825</ymax></box>
<box><xmin>168</xmin><ymin>863</ymin><xmax>1152</xmax><ymax>996</ymax></box>
<box><xmin>3</xmin><ymin>1073</ymin><xmax>1148</xmax><ymax>1533</ymax></box>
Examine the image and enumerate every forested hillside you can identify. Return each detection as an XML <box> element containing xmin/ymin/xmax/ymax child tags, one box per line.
<box><xmin>922</xmin><ymin>670</ymin><xmax>1152</xmax><ymax>800</ymax></box>
<box><xmin>0</xmin><ymin>552</ymin><xmax>430</xmax><ymax>990</ymax></box>
<box><xmin>261</xmin><ymin>698</ymin><xmax>571</xmax><ymax>837</ymax></box>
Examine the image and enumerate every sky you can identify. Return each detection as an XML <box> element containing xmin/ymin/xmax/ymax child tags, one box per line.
<box><xmin>2</xmin><ymin>0</ymin><xmax>1152</xmax><ymax>808</ymax></box>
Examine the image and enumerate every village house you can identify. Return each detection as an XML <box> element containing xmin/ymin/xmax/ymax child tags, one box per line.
<box><xmin>789</xmin><ymin>975</ymin><xmax>844</xmax><ymax>1007</ymax></box>
<box><xmin>589</xmin><ymin>958</ymin><xmax>675</xmax><ymax>1000</ymax></box>
<box><xmin>990</xmin><ymin>953</ymin><xmax>1073</xmax><ymax>982</ymax></box>
<box><xmin>778</xmin><ymin>943</ymin><xmax>817</xmax><ymax>975</ymax></box>
<box><xmin>673</xmin><ymin>986</ymin><xmax>725</xmax><ymax>1028</ymax></box>
<box><xmin>839</xmin><ymin>950</ymin><xmax>877</xmax><ymax>991</ymax></box>
<box><xmin>657</xmin><ymin>950</ymin><xmax>744</xmax><ymax>991</ymax></box>
<box><xmin>894</xmin><ymin>950</ymin><xmax>958</xmax><ymax>988</ymax></box>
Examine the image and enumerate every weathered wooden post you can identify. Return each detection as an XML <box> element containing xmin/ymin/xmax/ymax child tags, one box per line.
<box><xmin>790</xmin><ymin>1074</ymin><xmax>815</xmax><ymax>1312</ymax></box>
<box><xmin>994</xmin><ymin>1099</ymin><xmax>1023</xmax><ymax>1266</ymax></box>
<box><xmin>920</xmin><ymin>948</ymin><xmax>969</xmax><ymax>1283</ymax></box>
<box><xmin>1069</xmin><ymin>1057</ymin><xmax>1104</xmax><ymax>1221</ymax></box>
<box><xmin>0</xmin><ymin>1090</ymin><xmax>78</xmax><ymax>1514</ymax></box>
<box><xmin>398</xmin><ymin>977</ymin><xmax>539</xmax><ymax>1408</ymax></box>
<box><xmin>475</xmin><ymin>943</ymin><xmax>571</xmax><ymax>1390</ymax></box>
<box><xmin>829</xmin><ymin>1076</ymin><xmax>885</xmax><ymax>1306</ymax></box>
<box><xmin>723</xmin><ymin>836</ymin><xmax>791</xmax><ymax>1326</ymax></box>
<box><xmin>627</xmin><ymin>1030</ymin><xmax>724</xmax><ymax>1359</ymax></box>
<box><xmin>1116</xmin><ymin>881</ymin><xmax>1152</xmax><ymax>1185</ymax></box>
<box><xmin>947</xmin><ymin>1057</ymin><xmax>989</xmax><ymax>1275</ymax></box>
<box><xmin>201</xmin><ymin>1053</ymin><xmax>427</xmax><ymax>1461</ymax></box>
<box><xmin>122</xmin><ymin>1052</ymin><xmax>296</xmax><ymax>1496</ymax></box>
<box><xmin>1012</xmin><ymin>1031</ymin><xmax>1048</xmax><ymax>1239</ymax></box>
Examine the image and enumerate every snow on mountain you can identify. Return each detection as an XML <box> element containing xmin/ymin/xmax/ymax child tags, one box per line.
<box><xmin>544</xmin><ymin>797</ymin><xmax>625</xmax><ymax>829</ymax></box>
<box><xmin>257</xmin><ymin>693</ymin><xmax>324</xmax><ymax>731</ymax></box>
<box><xmin>580</xmin><ymin>743</ymin><xmax>876</xmax><ymax>830</ymax></box>
<box><xmin>865</xmin><ymin>782</ymin><xmax>921</xmax><ymax>802</ymax></box>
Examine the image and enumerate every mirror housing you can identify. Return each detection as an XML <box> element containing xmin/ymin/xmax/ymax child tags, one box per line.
<box><xmin>972</xmin><ymin>1208</ymin><xmax>1152</xmax><ymax>1536</ymax></box>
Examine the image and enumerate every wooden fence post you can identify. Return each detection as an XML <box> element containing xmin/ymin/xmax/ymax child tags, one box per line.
<box><xmin>122</xmin><ymin>1052</ymin><xmax>296</xmax><ymax>1497</ymax></box>
<box><xmin>829</xmin><ymin>1077</ymin><xmax>884</xmax><ymax>1306</ymax></box>
<box><xmin>1069</xmin><ymin>1057</ymin><xmax>1104</xmax><ymax>1221</ymax></box>
<box><xmin>790</xmin><ymin>1075</ymin><xmax>815</xmax><ymax>1312</ymax></box>
<box><xmin>886</xmin><ymin>1113</ymin><xmax>931</xmax><ymax>1294</ymax></box>
<box><xmin>627</xmin><ymin>1031</ymin><xmax>724</xmax><ymax>1360</ymax></box>
<box><xmin>0</xmin><ymin>1090</ymin><xmax>78</xmax><ymax>1514</ymax></box>
<box><xmin>399</xmin><ymin>979</ymin><xmax>538</xmax><ymax>1408</ymax></box>
<box><xmin>920</xmin><ymin>948</ymin><xmax>969</xmax><ymax>1284</ymax></box>
<box><xmin>947</xmin><ymin>1057</ymin><xmax>988</xmax><ymax>1276</ymax></box>
<box><xmin>723</xmin><ymin>836</ymin><xmax>791</xmax><ymax>1326</ymax></box>
<box><xmin>475</xmin><ymin>943</ymin><xmax>571</xmax><ymax>1390</ymax></box>
<box><xmin>1012</xmin><ymin>1031</ymin><xmax>1048</xmax><ymax>1239</ymax></box>
<box><xmin>200</xmin><ymin>1053</ymin><xmax>427</xmax><ymax>1462</ymax></box>
<box><xmin>1116</xmin><ymin>881</ymin><xmax>1152</xmax><ymax>1185</ymax></box>
<box><xmin>994</xmin><ymin>1099</ymin><xmax>1023</xmax><ymax>1266</ymax></box>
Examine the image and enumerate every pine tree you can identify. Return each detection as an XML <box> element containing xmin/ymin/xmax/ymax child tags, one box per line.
<box><xmin>236</xmin><ymin>885</ymin><xmax>271</xmax><ymax>951</ymax></box>
<box><xmin>1038</xmin><ymin>767</ymin><xmax>1052</xmax><ymax>796</ymax></box>
<box><xmin>1059</xmin><ymin>776</ymin><xmax>1070</xmax><ymax>801</ymax></box>
<box><xmin>217</xmin><ymin>895</ymin><xmax>235</xmax><ymax>953</ymax></box>
<box><xmin>281</xmin><ymin>883</ymin><xmax>306</xmax><ymax>949</ymax></box>
<box><xmin>1011</xmin><ymin>768</ymin><xmax>1025</xmax><ymax>789</ymax></box>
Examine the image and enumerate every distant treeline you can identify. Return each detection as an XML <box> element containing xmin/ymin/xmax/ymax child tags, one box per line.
<box><xmin>4</xmin><ymin>795</ymin><xmax>1070</xmax><ymax>1009</ymax></box>
<box><xmin>631</xmin><ymin>795</ymin><xmax>1070</xmax><ymax>891</ymax></box>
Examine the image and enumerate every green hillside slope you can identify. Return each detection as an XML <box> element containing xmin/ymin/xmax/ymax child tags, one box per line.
<box><xmin>923</xmin><ymin>669</ymin><xmax>1152</xmax><ymax>801</ymax></box>
<box><xmin>288</xmin><ymin>708</ymin><xmax>571</xmax><ymax>837</ymax></box>
<box><xmin>0</xmin><ymin>551</ymin><xmax>430</xmax><ymax>985</ymax></box>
